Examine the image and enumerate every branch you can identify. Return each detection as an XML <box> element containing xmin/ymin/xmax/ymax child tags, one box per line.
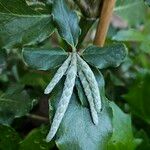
<box><xmin>26</xmin><ymin>113</ymin><xmax>48</xmax><ymax>122</ymax></box>
<box><xmin>94</xmin><ymin>0</ymin><xmax>116</xmax><ymax>47</ymax></box>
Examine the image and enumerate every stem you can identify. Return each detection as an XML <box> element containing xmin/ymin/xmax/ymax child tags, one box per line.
<box><xmin>26</xmin><ymin>114</ymin><xmax>48</xmax><ymax>121</ymax></box>
<box><xmin>94</xmin><ymin>0</ymin><xmax>116</xmax><ymax>47</ymax></box>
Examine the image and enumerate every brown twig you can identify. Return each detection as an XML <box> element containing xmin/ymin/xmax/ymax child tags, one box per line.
<box><xmin>94</xmin><ymin>0</ymin><xmax>116</xmax><ymax>47</ymax></box>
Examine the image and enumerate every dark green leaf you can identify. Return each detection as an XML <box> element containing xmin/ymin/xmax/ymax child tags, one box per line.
<box><xmin>124</xmin><ymin>71</ymin><xmax>150</xmax><ymax>124</ymax></box>
<box><xmin>0</xmin><ymin>125</ymin><xmax>21</xmax><ymax>150</ymax></box>
<box><xmin>20</xmin><ymin>126</ymin><xmax>55</xmax><ymax>150</ymax></box>
<box><xmin>136</xmin><ymin>130</ymin><xmax>150</xmax><ymax>150</ymax></box>
<box><xmin>56</xmin><ymin>94</ymin><xmax>113</xmax><ymax>150</ymax></box>
<box><xmin>0</xmin><ymin>0</ymin><xmax>55</xmax><ymax>49</ymax></box>
<box><xmin>108</xmin><ymin>102</ymin><xmax>137</xmax><ymax>150</ymax></box>
<box><xmin>52</xmin><ymin>0</ymin><xmax>80</xmax><ymax>47</ymax></box>
<box><xmin>77</xmin><ymin>17</ymin><xmax>95</xmax><ymax>48</ymax></box>
<box><xmin>0</xmin><ymin>49</ymin><xmax>7</xmax><ymax>72</ymax></box>
<box><xmin>82</xmin><ymin>43</ymin><xmax>128</xmax><ymax>69</ymax></box>
<box><xmin>75</xmin><ymin>77</ymin><xmax>88</xmax><ymax>107</ymax></box>
<box><xmin>23</xmin><ymin>47</ymin><xmax>68</xmax><ymax>70</ymax></box>
<box><xmin>20</xmin><ymin>72</ymin><xmax>49</xmax><ymax>88</ymax></box>
<box><xmin>0</xmin><ymin>84</ymin><xmax>36</xmax><ymax>125</ymax></box>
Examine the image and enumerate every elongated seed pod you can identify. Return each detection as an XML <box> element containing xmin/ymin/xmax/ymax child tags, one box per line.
<box><xmin>78</xmin><ymin>68</ymin><xmax>98</xmax><ymax>125</ymax></box>
<box><xmin>77</xmin><ymin>54</ymin><xmax>102</xmax><ymax>112</ymax></box>
<box><xmin>46</xmin><ymin>52</ymin><xmax>77</xmax><ymax>142</ymax></box>
<box><xmin>44</xmin><ymin>55</ymin><xmax>72</xmax><ymax>94</ymax></box>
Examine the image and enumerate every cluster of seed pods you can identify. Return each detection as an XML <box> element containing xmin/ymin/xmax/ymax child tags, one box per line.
<box><xmin>45</xmin><ymin>52</ymin><xmax>101</xmax><ymax>142</ymax></box>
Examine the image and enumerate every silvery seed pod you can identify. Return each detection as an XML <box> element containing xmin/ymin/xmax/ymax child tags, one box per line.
<box><xmin>77</xmin><ymin>54</ymin><xmax>102</xmax><ymax>112</ymax></box>
<box><xmin>44</xmin><ymin>54</ymin><xmax>72</xmax><ymax>94</ymax></box>
<box><xmin>78</xmin><ymin>68</ymin><xmax>98</xmax><ymax>125</ymax></box>
<box><xmin>46</xmin><ymin>52</ymin><xmax>77</xmax><ymax>142</ymax></box>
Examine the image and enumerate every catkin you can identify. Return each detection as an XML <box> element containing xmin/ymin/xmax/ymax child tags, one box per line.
<box><xmin>77</xmin><ymin>54</ymin><xmax>102</xmax><ymax>112</ymax></box>
<box><xmin>44</xmin><ymin>54</ymin><xmax>72</xmax><ymax>94</ymax></box>
<box><xmin>46</xmin><ymin>52</ymin><xmax>77</xmax><ymax>142</ymax></box>
<box><xmin>78</xmin><ymin>68</ymin><xmax>98</xmax><ymax>125</ymax></box>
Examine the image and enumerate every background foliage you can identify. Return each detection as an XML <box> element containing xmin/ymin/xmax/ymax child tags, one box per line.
<box><xmin>0</xmin><ymin>0</ymin><xmax>150</xmax><ymax>150</ymax></box>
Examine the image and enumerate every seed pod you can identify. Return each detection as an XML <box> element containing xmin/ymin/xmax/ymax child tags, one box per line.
<box><xmin>77</xmin><ymin>54</ymin><xmax>102</xmax><ymax>112</ymax></box>
<box><xmin>78</xmin><ymin>68</ymin><xmax>98</xmax><ymax>125</ymax></box>
<box><xmin>46</xmin><ymin>52</ymin><xmax>77</xmax><ymax>142</ymax></box>
<box><xmin>44</xmin><ymin>54</ymin><xmax>72</xmax><ymax>94</ymax></box>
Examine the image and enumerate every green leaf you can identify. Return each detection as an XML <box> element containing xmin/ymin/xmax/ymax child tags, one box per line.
<box><xmin>140</xmin><ymin>41</ymin><xmax>150</xmax><ymax>53</ymax></box>
<box><xmin>20</xmin><ymin>71</ymin><xmax>49</xmax><ymax>88</ymax></box>
<box><xmin>56</xmin><ymin>94</ymin><xmax>113</xmax><ymax>150</ymax></box>
<box><xmin>0</xmin><ymin>0</ymin><xmax>55</xmax><ymax>49</ymax></box>
<box><xmin>0</xmin><ymin>125</ymin><xmax>21</xmax><ymax>150</ymax></box>
<box><xmin>77</xmin><ymin>17</ymin><xmax>95</xmax><ymax>48</ymax></box>
<box><xmin>108</xmin><ymin>102</ymin><xmax>137</xmax><ymax>150</ymax></box>
<box><xmin>136</xmin><ymin>130</ymin><xmax>150</xmax><ymax>150</ymax></box>
<box><xmin>23</xmin><ymin>47</ymin><xmax>68</xmax><ymax>70</ymax></box>
<box><xmin>0</xmin><ymin>84</ymin><xmax>36</xmax><ymax>125</ymax></box>
<box><xmin>124</xmin><ymin>71</ymin><xmax>150</xmax><ymax>124</ymax></box>
<box><xmin>114</xmin><ymin>0</ymin><xmax>146</xmax><ymax>26</ymax></box>
<box><xmin>20</xmin><ymin>126</ymin><xmax>55</xmax><ymax>150</ymax></box>
<box><xmin>52</xmin><ymin>0</ymin><xmax>80</xmax><ymax>47</ymax></box>
<box><xmin>82</xmin><ymin>43</ymin><xmax>128</xmax><ymax>69</ymax></box>
<box><xmin>113</xmin><ymin>29</ymin><xmax>146</xmax><ymax>42</ymax></box>
<box><xmin>75</xmin><ymin>77</ymin><xmax>88</xmax><ymax>107</ymax></box>
<box><xmin>47</xmin><ymin>68</ymin><xmax>112</xmax><ymax>150</ymax></box>
<box><xmin>0</xmin><ymin>49</ymin><xmax>7</xmax><ymax>72</ymax></box>
<box><xmin>144</xmin><ymin>0</ymin><xmax>150</xmax><ymax>6</ymax></box>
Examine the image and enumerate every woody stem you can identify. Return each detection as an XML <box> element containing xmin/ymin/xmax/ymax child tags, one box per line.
<box><xmin>94</xmin><ymin>0</ymin><xmax>116</xmax><ymax>47</ymax></box>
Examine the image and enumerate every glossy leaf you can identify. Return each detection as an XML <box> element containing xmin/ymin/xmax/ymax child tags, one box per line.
<box><xmin>82</xmin><ymin>43</ymin><xmax>128</xmax><ymax>69</ymax></box>
<box><xmin>0</xmin><ymin>125</ymin><xmax>21</xmax><ymax>150</ymax></box>
<box><xmin>20</xmin><ymin>126</ymin><xmax>55</xmax><ymax>150</ymax></box>
<box><xmin>108</xmin><ymin>102</ymin><xmax>137</xmax><ymax>150</ymax></box>
<box><xmin>23</xmin><ymin>47</ymin><xmax>68</xmax><ymax>70</ymax></box>
<box><xmin>0</xmin><ymin>0</ymin><xmax>55</xmax><ymax>49</ymax></box>
<box><xmin>0</xmin><ymin>84</ymin><xmax>36</xmax><ymax>125</ymax></box>
<box><xmin>52</xmin><ymin>0</ymin><xmax>80</xmax><ymax>47</ymax></box>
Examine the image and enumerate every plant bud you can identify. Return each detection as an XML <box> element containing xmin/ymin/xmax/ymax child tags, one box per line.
<box><xmin>46</xmin><ymin>52</ymin><xmax>77</xmax><ymax>142</ymax></box>
<box><xmin>44</xmin><ymin>54</ymin><xmax>72</xmax><ymax>94</ymax></box>
<box><xmin>77</xmin><ymin>54</ymin><xmax>102</xmax><ymax>112</ymax></box>
<box><xmin>78</xmin><ymin>68</ymin><xmax>98</xmax><ymax>125</ymax></box>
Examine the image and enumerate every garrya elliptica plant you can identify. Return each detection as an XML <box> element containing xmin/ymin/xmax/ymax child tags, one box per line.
<box><xmin>22</xmin><ymin>0</ymin><xmax>128</xmax><ymax>143</ymax></box>
<box><xmin>45</xmin><ymin>51</ymin><xmax>102</xmax><ymax>141</ymax></box>
<box><xmin>0</xmin><ymin>0</ymin><xmax>150</xmax><ymax>149</ymax></box>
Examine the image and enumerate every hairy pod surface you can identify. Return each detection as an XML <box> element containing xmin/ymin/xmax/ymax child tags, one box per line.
<box><xmin>78</xmin><ymin>68</ymin><xmax>99</xmax><ymax>125</ymax></box>
<box><xmin>44</xmin><ymin>54</ymin><xmax>72</xmax><ymax>94</ymax></box>
<box><xmin>77</xmin><ymin>54</ymin><xmax>102</xmax><ymax>112</ymax></box>
<box><xmin>46</xmin><ymin>52</ymin><xmax>77</xmax><ymax>142</ymax></box>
